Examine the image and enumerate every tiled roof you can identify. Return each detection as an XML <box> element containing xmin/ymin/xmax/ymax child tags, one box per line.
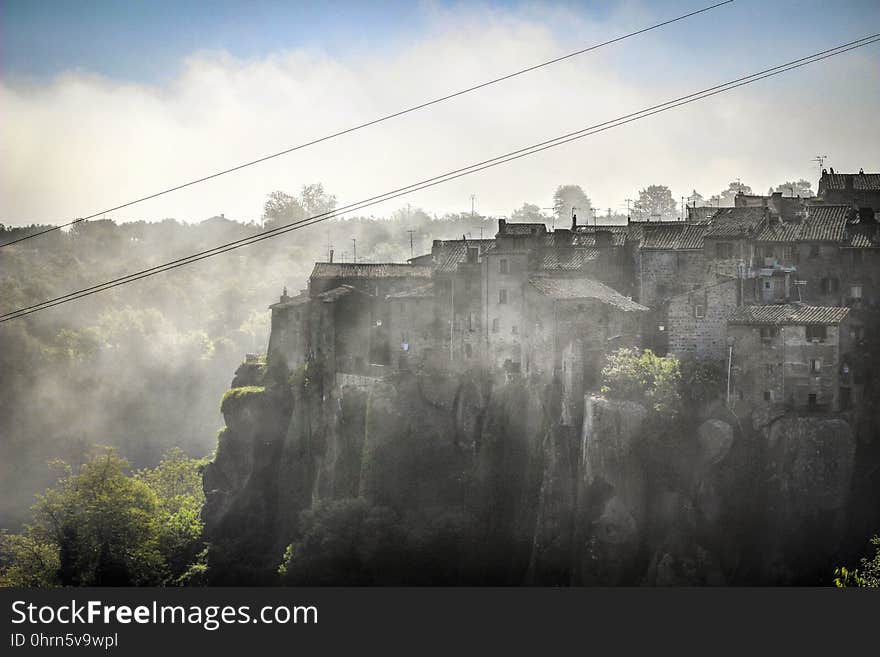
<box><xmin>386</xmin><ymin>282</ymin><xmax>435</xmax><ymax>299</ymax></box>
<box><xmin>727</xmin><ymin>303</ymin><xmax>850</xmax><ymax>326</ymax></box>
<box><xmin>432</xmin><ymin>239</ymin><xmax>495</xmax><ymax>274</ymax></box>
<box><xmin>269</xmin><ymin>293</ymin><xmax>310</xmax><ymax>310</ymax></box>
<box><xmin>540</xmin><ymin>248</ymin><xmax>599</xmax><ymax>271</ymax></box>
<box><xmin>500</xmin><ymin>222</ymin><xmax>546</xmax><ymax>236</ymax></box>
<box><xmin>640</xmin><ymin>223</ymin><xmax>706</xmax><ymax>250</ymax></box>
<box><xmin>687</xmin><ymin>206</ymin><xmax>720</xmax><ymax>224</ymax></box>
<box><xmin>845</xmin><ymin>225</ymin><xmax>880</xmax><ymax>248</ymax></box>
<box><xmin>311</xmin><ymin>262</ymin><xmax>432</xmax><ymax>279</ymax></box>
<box><xmin>316</xmin><ymin>285</ymin><xmax>357</xmax><ymax>303</ymax></box>
<box><xmin>821</xmin><ymin>172</ymin><xmax>880</xmax><ymax>191</ymax></box>
<box><xmin>529</xmin><ymin>276</ymin><xmax>647</xmax><ymax>312</ymax></box>
<box><xmin>703</xmin><ymin>207</ymin><xmax>767</xmax><ymax>238</ymax></box>
<box><xmin>573</xmin><ymin>225</ymin><xmax>628</xmax><ymax>246</ymax></box>
<box><xmin>756</xmin><ymin>219</ymin><xmax>803</xmax><ymax>242</ymax></box>
<box><xmin>800</xmin><ymin>205</ymin><xmax>850</xmax><ymax>242</ymax></box>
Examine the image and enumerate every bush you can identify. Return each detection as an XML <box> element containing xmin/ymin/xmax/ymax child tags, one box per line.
<box><xmin>219</xmin><ymin>386</ymin><xmax>266</xmax><ymax>415</ymax></box>
<box><xmin>600</xmin><ymin>348</ymin><xmax>681</xmax><ymax>415</ymax></box>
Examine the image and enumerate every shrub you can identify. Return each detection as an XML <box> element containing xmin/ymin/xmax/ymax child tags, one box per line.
<box><xmin>600</xmin><ymin>348</ymin><xmax>681</xmax><ymax>415</ymax></box>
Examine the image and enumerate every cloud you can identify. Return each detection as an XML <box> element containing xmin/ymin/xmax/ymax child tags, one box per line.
<box><xmin>2</xmin><ymin>4</ymin><xmax>879</xmax><ymax>225</ymax></box>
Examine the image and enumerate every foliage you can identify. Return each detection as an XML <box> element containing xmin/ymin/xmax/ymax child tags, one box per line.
<box><xmin>632</xmin><ymin>184</ymin><xmax>678</xmax><ymax>222</ymax></box>
<box><xmin>278</xmin><ymin>498</ymin><xmax>405</xmax><ymax>585</ymax></box>
<box><xmin>511</xmin><ymin>203</ymin><xmax>546</xmax><ymax>223</ymax></box>
<box><xmin>770</xmin><ymin>179</ymin><xmax>814</xmax><ymax>197</ymax></box>
<box><xmin>679</xmin><ymin>355</ymin><xmax>725</xmax><ymax>408</ymax></box>
<box><xmin>0</xmin><ymin>448</ymin><xmax>206</xmax><ymax>587</ymax></box>
<box><xmin>709</xmin><ymin>181</ymin><xmax>754</xmax><ymax>207</ymax></box>
<box><xmin>600</xmin><ymin>348</ymin><xmax>681</xmax><ymax>415</ymax></box>
<box><xmin>834</xmin><ymin>536</ymin><xmax>880</xmax><ymax>587</ymax></box>
<box><xmin>220</xmin><ymin>386</ymin><xmax>266</xmax><ymax>414</ymax></box>
<box><xmin>552</xmin><ymin>184</ymin><xmax>592</xmax><ymax>224</ymax></box>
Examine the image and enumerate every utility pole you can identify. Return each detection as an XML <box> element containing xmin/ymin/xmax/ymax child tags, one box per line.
<box><xmin>625</xmin><ymin>198</ymin><xmax>633</xmax><ymax>219</ymax></box>
<box><xmin>407</xmin><ymin>229</ymin><xmax>415</xmax><ymax>259</ymax></box>
<box><xmin>352</xmin><ymin>238</ymin><xmax>357</xmax><ymax>264</ymax></box>
<box><xmin>470</xmin><ymin>194</ymin><xmax>476</xmax><ymax>219</ymax></box>
<box><xmin>681</xmin><ymin>196</ymin><xmax>685</xmax><ymax>221</ymax></box>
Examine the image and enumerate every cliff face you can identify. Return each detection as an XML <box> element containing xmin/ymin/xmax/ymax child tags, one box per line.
<box><xmin>202</xmin><ymin>361</ymin><xmax>863</xmax><ymax>585</ymax></box>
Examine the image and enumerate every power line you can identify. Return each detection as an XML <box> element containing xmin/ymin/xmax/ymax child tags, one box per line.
<box><xmin>2</xmin><ymin>33</ymin><xmax>877</xmax><ymax>324</ymax></box>
<box><xmin>0</xmin><ymin>1</ymin><xmax>734</xmax><ymax>248</ymax></box>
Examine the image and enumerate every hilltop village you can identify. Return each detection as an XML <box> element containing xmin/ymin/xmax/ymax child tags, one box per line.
<box><xmin>266</xmin><ymin>169</ymin><xmax>880</xmax><ymax>427</ymax></box>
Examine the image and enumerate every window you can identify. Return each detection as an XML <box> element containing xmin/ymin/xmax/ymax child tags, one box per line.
<box><xmin>806</xmin><ymin>325</ymin><xmax>827</xmax><ymax>342</ymax></box>
<box><xmin>511</xmin><ymin>324</ymin><xmax>518</xmax><ymax>335</ymax></box>
<box><xmin>763</xmin><ymin>390</ymin><xmax>772</xmax><ymax>401</ymax></box>
<box><xmin>760</xmin><ymin>326</ymin><xmax>779</xmax><ymax>342</ymax></box>
<box><xmin>810</xmin><ymin>358</ymin><xmax>822</xmax><ymax>373</ymax></box>
<box><xmin>765</xmin><ymin>363</ymin><xmax>775</xmax><ymax>376</ymax></box>
<box><xmin>808</xmin><ymin>393</ymin><xmax>818</xmax><ymax>408</ymax></box>
<box><xmin>850</xmin><ymin>284</ymin><xmax>863</xmax><ymax>300</ymax></box>
<box><xmin>465</xmin><ymin>343</ymin><xmax>473</xmax><ymax>358</ymax></box>
<box><xmin>764</xmin><ymin>281</ymin><xmax>771</xmax><ymax>290</ymax></box>
<box><xmin>715</xmin><ymin>242</ymin><xmax>734</xmax><ymax>259</ymax></box>
<box><xmin>492</xmin><ymin>318</ymin><xmax>500</xmax><ymax>333</ymax></box>
<box><xmin>820</xmin><ymin>277</ymin><xmax>840</xmax><ymax>294</ymax></box>
<box><xmin>694</xmin><ymin>304</ymin><xmax>705</xmax><ymax>319</ymax></box>
<box><xmin>499</xmin><ymin>259</ymin><xmax>509</xmax><ymax>274</ymax></box>
<box><xmin>468</xmin><ymin>311</ymin><xmax>477</xmax><ymax>332</ymax></box>
<box><xmin>498</xmin><ymin>288</ymin><xmax>508</xmax><ymax>304</ymax></box>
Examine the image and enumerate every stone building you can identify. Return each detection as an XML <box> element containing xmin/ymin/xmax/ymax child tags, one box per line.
<box><xmin>727</xmin><ymin>303</ymin><xmax>851</xmax><ymax>413</ymax></box>
<box><xmin>666</xmin><ymin>276</ymin><xmax>739</xmax><ymax>359</ymax></box>
<box><xmin>818</xmin><ymin>169</ymin><xmax>880</xmax><ymax>216</ymax></box>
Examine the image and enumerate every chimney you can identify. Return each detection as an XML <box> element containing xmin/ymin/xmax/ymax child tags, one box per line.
<box><xmin>498</xmin><ymin>218</ymin><xmax>506</xmax><ymax>235</ymax></box>
<box><xmin>571</xmin><ymin>210</ymin><xmax>578</xmax><ymax>230</ymax></box>
<box><xmin>329</xmin><ymin>249</ymin><xmax>334</xmax><ymax>263</ymax></box>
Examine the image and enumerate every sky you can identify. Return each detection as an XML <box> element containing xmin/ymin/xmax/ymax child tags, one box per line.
<box><xmin>2</xmin><ymin>0</ymin><xmax>879</xmax><ymax>226</ymax></box>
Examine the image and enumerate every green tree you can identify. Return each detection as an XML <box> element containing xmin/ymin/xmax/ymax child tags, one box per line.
<box><xmin>770</xmin><ymin>179</ymin><xmax>814</xmax><ymax>198</ymax></box>
<box><xmin>299</xmin><ymin>182</ymin><xmax>337</xmax><ymax>217</ymax></box>
<box><xmin>632</xmin><ymin>184</ymin><xmax>678</xmax><ymax>222</ymax></box>
<box><xmin>262</xmin><ymin>190</ymin><xmax>304</xmax><ymax>229</ymax></box>
<box><xmin>710</xmin><ymin>181</ymin><xmax>753</xmax><ymax>207</ymax></box>
<box><xmin>834</xmin><ymin>536</ymin><xmax>880</xmax><ymax>587</ymax></box>
<box><xmin>552</xmin><ymin>185</ymin><xmax>592</xmax><ymax>225</ymax></box>
<box><xmin>278</xmin><ymin>498</ymin><xmax>404</xmax><ymax>585</ymax></box>
<box><xmin>511</xmin><ymin>202</ymin><xmax>546</xmax><ymax>223</ymax></box>
<box><xmin>600</xmin><ymin>348</ymin><xmax>681</xmax><ymax>415</ymax></box>
<box><xmin>0</xmin><ymin>448</ymin><xmax>207</xmax><ymax>587</ymax></box>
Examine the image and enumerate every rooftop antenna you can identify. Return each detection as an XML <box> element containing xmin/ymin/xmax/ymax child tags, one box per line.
<box><xmin>470</xmin><ymin>194</ymin><xmax>476</xmax><ymax>219</ymax></box>
<box><xmin>407</xmin><ymin>229</ymin><xmax>415</xmax><ymax>259</ymax></box>
<box><xmin>813</xmin><ymin>154</ymin><xmax>828</xmax><ymax>179</ymax></box>
<box><xmin>351</xmin><ymin>238</ymin><xmax>357</xmax><ymax>264</ymax></box>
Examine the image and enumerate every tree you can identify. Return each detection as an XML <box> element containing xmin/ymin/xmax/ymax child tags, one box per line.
<box><xmin>600</xmin><ymin>348</ymin><xmax>682</xmax><ymax>415</ymax></box>
<box><xmin>834</xmin><ymin>535</ymin><xmax>880</xmax><ymax>587</ymax></box>
<box><xmin>552</xmin><ymin>185</ymin><xmax>592</xmax><ymax>225</ymax></box>
<box><xmin>262</xmin><ymin>191</ymin><xmax>304</xmax><ymax>230</ymax></box>
<box><xmin>687</xmin><ymin>189</ymin><xmax>705</xmax><ymax>206</ymax></box>
<box><xmin>0</xmin><ymin>448</ymin><xmax>207</xmax><ymax>587</ymax></box>
<box><xmin>711</xmin><ymin>181</ymin><xmax>754</xmax><ymax>207</ymax></box>
<box><xmin>632</xmin><ymin>185</ymin><xmax>678</xmax><ymax>222</ymax></box>
<box><xmin>299</xmin><ymin>183</ymin><xmax>337</xmax><ymax>217</ymax></box>
<box><xmin>278</xmin><ymin>498</ymin><xmax>405</xmax><ymax>585</ymax></box>
<box><xmin>770</xmin><ymin>179</ymin><xmax>814</xmax><ymax>198</ymax></box>
<box><xmin>511</xmin><ymin>203</ymin><xmax>546</xmax><ymax>223</ymax></box>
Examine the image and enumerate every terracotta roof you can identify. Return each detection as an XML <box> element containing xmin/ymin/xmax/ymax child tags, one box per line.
<box><xmin>529</xmin><ymin>276</ymin><xmax>647</xmax><ymax>312</ymax></box>
<box><xmin>800</xmin><ymin>205</ymin><xmax>850</xmax><ymax>242</ymax></box>
<box><xmin>727</xmin><ymin>303</ymin><xmax>850</xmax><ymax>326</ymax></box>
<box><xmin>432</xmin><ymin>239</ymin><xmax>495</xmax><ymax>274</ymax></box>
<box><xmin>316</xmin><ymin>285</ymin><xmax>357</xmax><ymax>303</ymax></box>
<box><xmin>687</xmin><ymin>206</ymin><xmax>720</xmax><ymax>223</ymax></box>
<box><xmin>640</xmin><ymin>223</ymin><xmax>706</xmax><ymax>250</ymax></box>
<box><xmin>540</xmin><ymin>248</ymin><xmax>599</xmax><ymax>270</ymax></box>
<box><xmin>756</xmin><ymin>219</ymin><xmax>803</xmax><ymax>242</ymax></box>
<box><xmin>310</xmin><ymin>262</ymin><xmax>432</xmax><ymax>279</ymax></box>
<box><xmin>386</xmin><ymin>282</ymin><xmax>435</xmax><ymax>299</ymax></box>
<box><xmin>845</xmin><ymin>225</ymin><xmax>880</xmax><ymax>248</ymax></box>
<box><xmin>821</xmin><ymin>172</ymin><xmax>880</xmax><ymax>191</ymax></box>
<box><xmin>573</xmin><ymin>225</ymin><xmax>628</xmax><ymax>246</ymax></box>
<box><xmin>500</xmin><ymin>222</ymin><xmax>546</xmax><ymax>236</ymax></box>
<box><xmin>703</xmin><ymin>207</ymin><xmax>767</xmax><ymax>238</ymax></box>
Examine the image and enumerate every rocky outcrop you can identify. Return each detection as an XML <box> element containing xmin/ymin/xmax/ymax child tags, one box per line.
<box><xmin>202</xmin><ymin>361</ymin><xmax>862</xmax><ymax>585</ymax></box>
